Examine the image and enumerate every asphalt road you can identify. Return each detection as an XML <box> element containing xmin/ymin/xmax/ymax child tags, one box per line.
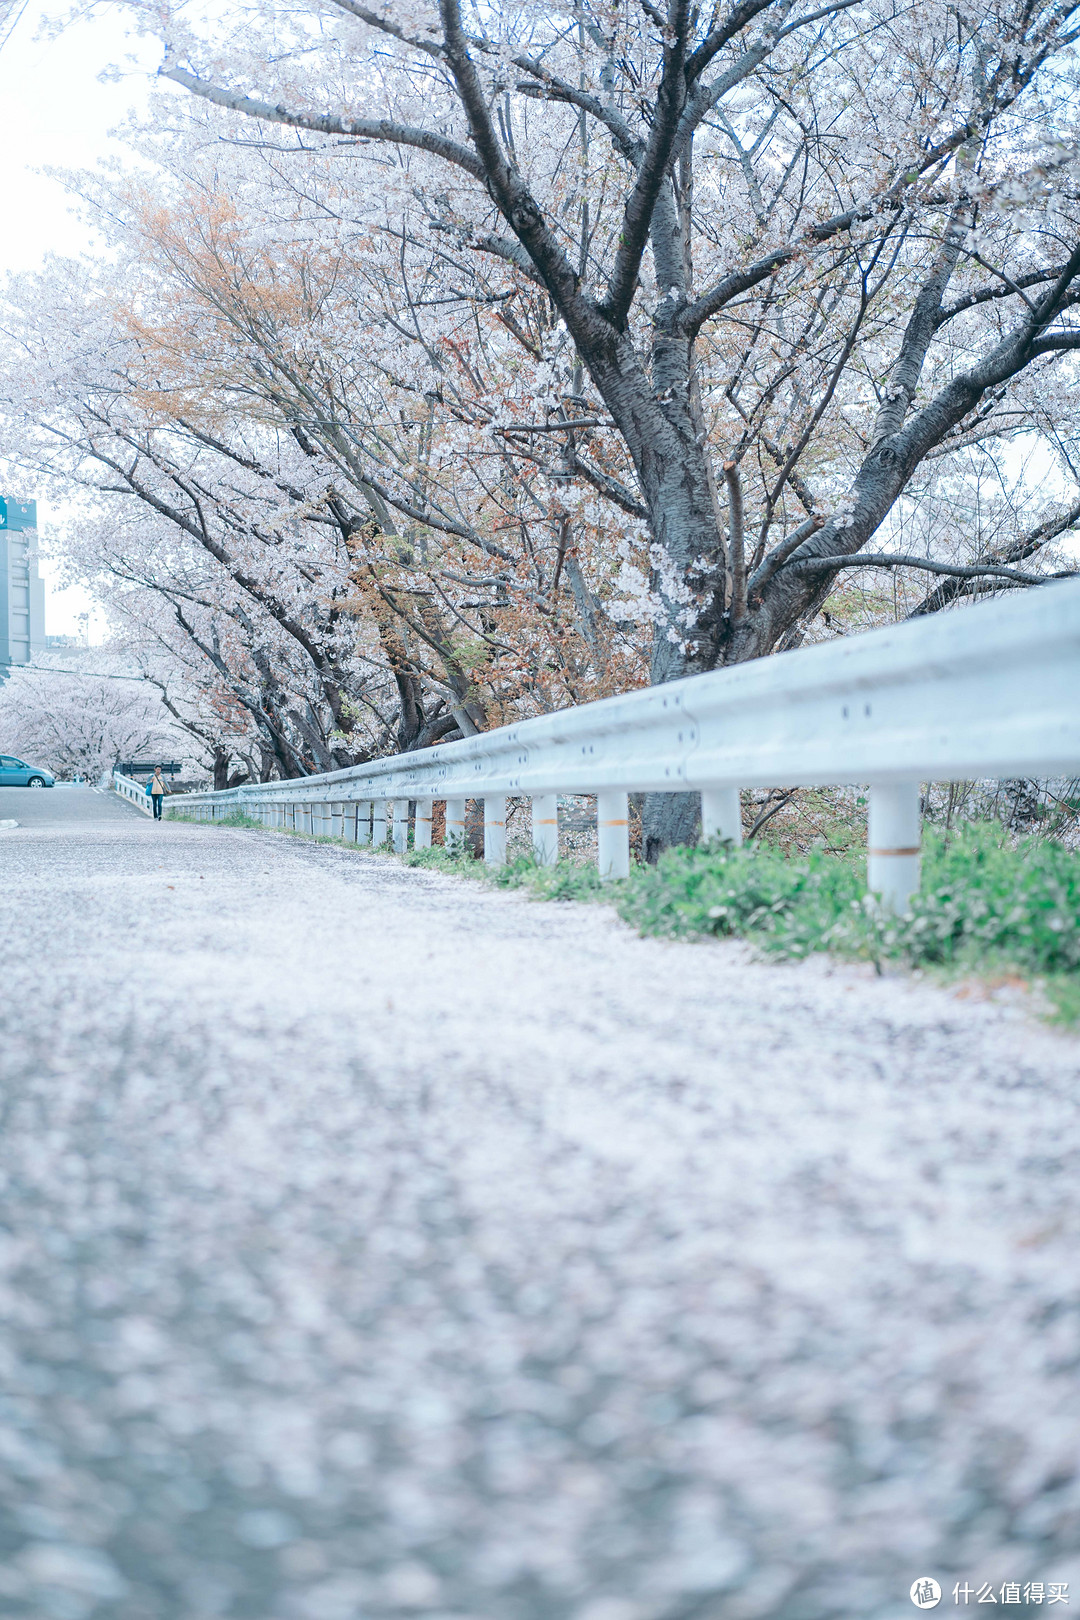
<box><xmin>0</xmin><ymin>784</ymin><xmax>145</xmax><ymax>826</ymax></box>
<box><xmin>1</xmin><ymin>803</ymin><xmax>1079</xmax><ymax>1620</ymax></box>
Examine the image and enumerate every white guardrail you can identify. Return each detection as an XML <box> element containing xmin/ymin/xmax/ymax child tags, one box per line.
<box><xmin>113</xmin><ymin>772</ymin><xmax>154</xmax><ymax>816</ymax></box>
<box><xmin>129</xmin><ymin>580</ymin><xmax>1080</xmax><ymax>909</ymax></box>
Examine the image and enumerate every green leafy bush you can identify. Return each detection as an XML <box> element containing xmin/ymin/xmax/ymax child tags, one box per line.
<box><xmin>617</xmin><ymin>837</ymin><xmax>863</xmax><ymax>957</ymax></box>
<box><xmin>615</xmin><ymin>823</ymin><xmax>1080</xmax><ymax>1019</ymax></box>
<box><xmin>618</xmin><ymin>823</ymin><xmax>1080</xmax><ymax>976</ymax></box>
<box><xmin>888</xmin><ymin>824</ymin><xmax>1080</xmax><ymax>976</ymax></box>
<box><xmin>403</xmin><ymin>844</ymin><xmax>486</xmax><ymax>879</ymax></box>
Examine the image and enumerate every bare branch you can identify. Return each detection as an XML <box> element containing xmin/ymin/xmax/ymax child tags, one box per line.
<box><xmin>907</xmin><ymin>497</ymin><xmax>1080</xmax><ymax>616</ymax></box>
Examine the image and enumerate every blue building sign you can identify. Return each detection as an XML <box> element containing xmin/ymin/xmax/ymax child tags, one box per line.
<box><xmin>0</xmin><ymin>499</ymin><xmax>38</xmax><ymax>531</ymax></box>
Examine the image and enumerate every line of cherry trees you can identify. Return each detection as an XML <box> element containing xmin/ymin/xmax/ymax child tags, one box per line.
<box><xmin>2</xmin><ymin>0</ymin><xmax>1079</xmax><ymax>842</ymax></box>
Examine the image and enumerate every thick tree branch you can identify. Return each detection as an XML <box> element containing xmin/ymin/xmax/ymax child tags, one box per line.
<box><xmin>785</xmin><ymin>553</ymin><xmax>1075</xmax><ymax>586</ymax></box>
<box><xmin>684</xmin><ymin>0</ymin><xmax>779</xmax><ymax>82</ymax></box>
<box><xmin>600</xmin><ymin>0</ymin><xmax>692</xmax><ymax>328</ymax></box>
<box><xmin>746</xmin><ymin>513</ymin><xmax>825</xmax><ymax>596</ymax></box>
<box><xmin>565</xmin><ymin>452</ymin><xmax>649</xmax><ymax>520</ymax></box>
<box><xmin>436</xmin><ymin>0</ymin><xmax>603</xmax><ymax>345</ymax></box>
<box><xmin>935</xmin><ymin>265</ymin><xmax>1066</xmax><ymax>327</ymax></box>
<box><xmin>161</xmin><ymin>66</ymin><xmax>486</xmax><ymax>180</ymax></box>
<box><xmin>724</xmin><ymin>461</ymin><xmax>747</xmax><ymax>622</ymax></box>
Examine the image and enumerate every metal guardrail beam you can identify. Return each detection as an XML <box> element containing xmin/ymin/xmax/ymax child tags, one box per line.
<box><xmin>113</xmin><ymin>772</ymin><xmax>154</xmax><ymax>816</ymax></box>
<box><xmin>163</xmin><ymin>580</ymin><xmax>1080</xmax><ymax>909</ymax></box>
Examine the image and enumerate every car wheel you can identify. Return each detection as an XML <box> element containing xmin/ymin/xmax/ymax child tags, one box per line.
<box><xmin>27</xmin><ymin>777</ymin><xmax>46</xmax><ymax>788</ymax></box>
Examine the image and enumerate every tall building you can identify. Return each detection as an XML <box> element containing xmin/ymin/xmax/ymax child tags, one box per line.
<box><xmin>0</xmin><ymin>498</ymin><xmax>46</xmax><ymax>676</ymax></box>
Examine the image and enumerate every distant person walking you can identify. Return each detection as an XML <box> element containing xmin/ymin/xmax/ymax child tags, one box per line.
<box><xmin>148</xmin><ymin>766</ymin><xmax>167</xmax><ymax>821</ymax></box>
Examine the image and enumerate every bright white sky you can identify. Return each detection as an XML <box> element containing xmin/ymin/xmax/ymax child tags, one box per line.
<box><xmin>0</xmin><ymin>1</ymin><xmax>158</xmax><ymax>640</ymax></box>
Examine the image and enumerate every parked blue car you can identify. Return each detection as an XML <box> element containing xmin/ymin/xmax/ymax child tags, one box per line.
<box><xmin>0</xmin><ymin>756</ymin><xmax>55</xmax><ymax>787</ymax></box>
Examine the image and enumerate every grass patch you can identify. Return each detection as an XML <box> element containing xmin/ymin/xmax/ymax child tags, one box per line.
<box><xmin>617</xmin><ymin>822</ymin><xmax>1080</xmax><ymax>1022</ymax></box>
<box><xmin>1042</xmin><ymin>973</ymin><xmax>1080</xmax><ymax>1027</ymax></box>
<box><xmin>404</xmin><ymin>844</ymin><xmax>611</xmax><ymax>901</ymax></box>
<box><xmin>167</xmin><ymin>810</ymin><xmax>266</xmax><ymax>829</ymax></box>
<box><xmin>403</xmin><ymin>843</ymin><xmax>487</xmax><ymax>880</ymax></box>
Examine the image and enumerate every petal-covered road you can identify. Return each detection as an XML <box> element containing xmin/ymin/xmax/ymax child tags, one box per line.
<box><xmin>1</xmin><ymin>808</ymin><xmax>1078</xmax><ymax>1620</ymax></box>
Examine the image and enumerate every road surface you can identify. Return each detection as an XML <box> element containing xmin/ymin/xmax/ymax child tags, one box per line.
<box><xmin>1</xmin><ymin>798</ymin><xmax>1078</xmax><ymax>1620</ymax></box>
<box><xmin>0</xmin><ymin>783</ymin><xmax>142</xmax><ymax>826</ymax></box>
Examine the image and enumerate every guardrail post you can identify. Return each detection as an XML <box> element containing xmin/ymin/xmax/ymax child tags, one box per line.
<box><xmin>701</xmin><ymin>787</ymin><xmax>743</xmax><ymax>846</ymax></box>
<box><xmin>414</xmin><ymin>799</ymin><xmax>433</xmax><ymax>849</ymax></box>
<box><xmin>372</xmin><ymin>800</ymin><xmax>387</xmax><ymax>848</ymax></box>
<box><xmin>355</xmin><ymin>801</ymin><xmax>372</xmax><ymax>845</ymax></box>
<box><xmin>444</xmin><ymin>797</ymin><xmax>466</xmax><ymax>852</ymax></box>
<box><xmin>532</xmin><ymin>794</ymin><xmax>558</xmax><ymax>865</ymax></box>
<box><xmin>393</xmin><ymin>798</ymin><xmax>410</xmax><ymax>854</ymax></box>
<box><xmin>331</xmin><ymin>802</ymin><xmax>344</xmax><ymax>838</ymax></box>
<box><xmin>868</xmin><ymin>782</ymin><xmax>921</xmax><ymax>912</ymax></box>
<box><xmin>597</xmin><ymin>791</ymin><xmax>630</xmax><ymax>880</ymax></box>
<box><xmin>484</xmin><ymin>796</ymin><xmax>507</xmax><ymax>866</ymax></box>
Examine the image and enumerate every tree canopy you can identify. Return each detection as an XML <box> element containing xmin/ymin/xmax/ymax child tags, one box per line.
<box><xmin>2</xmin><ymin>0</ymin><xmax>1079</xmax><ymax>836</ymax></box>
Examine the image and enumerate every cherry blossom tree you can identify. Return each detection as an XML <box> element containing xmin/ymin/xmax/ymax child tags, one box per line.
<box><xmin>1</xmin><ymin>265</ymin><xmax>393</xmax><ymax>778</ymax></box>
<box><xmin>5</xmin><ymin>0</ymin><xmax>1080</xmax><ymax>845</ymax></box>
<box><xmin>0</xmin><ymin>654</ymin><xmax>182</xmax><ymax>780</ymax></box>
<box><xmin>142</xmin><ymin>0</ymin><xmax>1080</xmax><ymax>844</ymax></box>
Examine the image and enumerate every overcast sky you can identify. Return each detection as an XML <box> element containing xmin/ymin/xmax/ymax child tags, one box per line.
<box><xmin>0</xmin><ymin>1</ymin><xmax>156</xmax><ymax>638</ymax></box>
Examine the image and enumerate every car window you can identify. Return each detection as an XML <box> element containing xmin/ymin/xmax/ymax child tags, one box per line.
<box><xmin>0</xmin><ymin>757</ymin><xmax>22</xmax><ymax>768</ymax></box>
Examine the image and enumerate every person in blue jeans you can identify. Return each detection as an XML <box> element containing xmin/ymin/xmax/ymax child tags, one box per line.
<box><xmin>147</xmin><ymin>765</ymin><xmax>167</xmax><ymax>820</ymax></box>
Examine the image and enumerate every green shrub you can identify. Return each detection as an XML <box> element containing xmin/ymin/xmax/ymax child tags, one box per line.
<box><xmin>615</xmin><ymin>823</ymin><xmax>1080</xmax><ymax>1019</ymax></box>
<box><xmin>889</xmin><ymin>823</ymin><xmax>1080</xmax><ymax>976</ymax></box>
<box><xmin>617</xmin><ymin>837</ymin><xmax>863</xmax><ymax>957</ymax></box>
<box><xmin>403</xmin><ymin>844</ymin><xmax>486</xmax><ymax>879</ymax></box>
<box><xmin>492</xmin><ymin>855</ymin><xmax>609</xmax><ymax>902</ymax></box>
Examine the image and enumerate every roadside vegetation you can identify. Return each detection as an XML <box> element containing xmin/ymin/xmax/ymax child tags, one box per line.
<box><xmin>171</xmin><ymin>795</ymin><xmax>1080</xmax><ymax>1026</ymax></box>
<box><xmin>403</xmin><ymin>823</ymin><xmax>1080</xmax><ymax>1027</ymax></box>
